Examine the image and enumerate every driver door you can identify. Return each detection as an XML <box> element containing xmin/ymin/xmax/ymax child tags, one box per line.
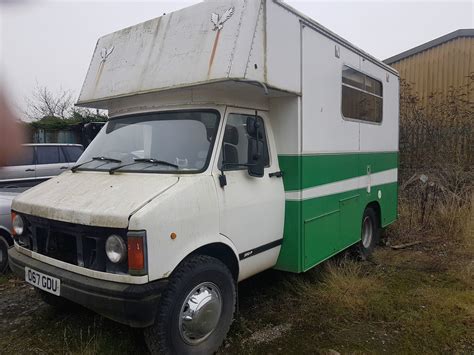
<box><xmin>213</xmin><ymin>108</ymin><xmax>285</xmax><ymax>279</ymax></box>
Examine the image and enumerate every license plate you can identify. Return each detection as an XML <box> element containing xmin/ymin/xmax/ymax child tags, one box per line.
<box><xmin>25</xmin><ymin>267</ymin><xmax>61</xmax><ymax>296</ymax></box>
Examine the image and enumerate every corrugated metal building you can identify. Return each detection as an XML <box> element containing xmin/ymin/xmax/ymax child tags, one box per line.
<box><xmin>384</xmin><ymin>29</ymin><xmax>474</xmax><ymax>106</ymax></box>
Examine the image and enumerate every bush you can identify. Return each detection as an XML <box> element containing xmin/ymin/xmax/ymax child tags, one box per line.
<box><xmin>389</xmin><ymin>77</ymin><xmax>473</xmax><ymax>247</ymax></box>
<box><xmin>29</xmin><ymin>113</ymin><xmax>108</xmax><ymax>131</ymax></box>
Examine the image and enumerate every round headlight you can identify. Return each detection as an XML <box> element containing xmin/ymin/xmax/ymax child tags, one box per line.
<box><xmin>12</xmin><ymin>214</ymin><xmax>24</xmax><ymax>236</ymax></box>
<box><xmin>105</xmin><ymin>235</ymin><xmax>127</xmax><ymax>264</ymax></box>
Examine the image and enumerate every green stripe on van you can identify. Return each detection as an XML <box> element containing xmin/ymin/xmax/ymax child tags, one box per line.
<box><xmin>278</xmin><ymin>152</ymin><xmax>398</xmax><ymax>192</ymax></box>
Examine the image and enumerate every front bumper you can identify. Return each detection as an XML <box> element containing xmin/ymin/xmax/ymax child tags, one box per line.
<box><xmin>9</xmin><ymin>247</ymin><xmax>167</xmax><ymax>328</ymax></box>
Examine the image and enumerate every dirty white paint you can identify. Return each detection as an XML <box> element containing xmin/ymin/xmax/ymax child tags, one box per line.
<box><xmin>77</xmin><ymin>0</ymin><xmax>397</xmax><ymax>110</ymax></box>
<box><xmin>78</xmin><ymin>0</ymin><xmax>266</xmax><ymax>106</ymax></box>
<box><xmin>129</xmin><ymin>175</ymin><xmax>231</xmax><ymax>281</ymax></box>
<box><xmin>127</xmin><ymin>107</ymin><xmax>285</xmax><ymax>282</ymax></box>
<box><xmin>13</xmin><ymin>0</ymin><xmax>399</xmax><ymax>286</ymax></box>
<box><xmin>12</xmin><ymin>171</ymin><xmax>179</xmax><ymax>228</ymax></box>
<box><xmin>211</xmin><ymin>108</ymin><xmax>285</xmax><ymax>281</ymax></box>
<box><xmin>106</xmin><ymin>81</ymin><xmax>282</xmax><ymax>118</ymax></box>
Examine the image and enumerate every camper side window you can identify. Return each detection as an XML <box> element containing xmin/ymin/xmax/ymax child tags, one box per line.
<box><xmin>341</xmin><ymin>66</ymin><xmax>383</xmax><ymax>123</ymax></box>
<box><xmin>218</xmin><ymin>114</ymin><xmax>270</xmax><ymax>170</ymax></box>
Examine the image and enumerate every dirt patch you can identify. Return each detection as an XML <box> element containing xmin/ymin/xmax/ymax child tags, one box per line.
<box><xmin>244</xmin><ymin>323</ymin><xmax>292</xmax><ymax>345</ymax></box>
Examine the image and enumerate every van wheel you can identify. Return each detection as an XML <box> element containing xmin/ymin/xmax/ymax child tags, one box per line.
<box><xmin>36</xmin><ymin>289</ymin><xmax>74</xmax><ymax>310</ymax></box>
<box><xmin>144</xmin><ymin>255</ymin><xmax>236</xmax><ymax>355</ymax></box>
<box><xmin>0</xmin><ymin>236</ymin><xmax>10</xmax><ymax>274</ymax></box>
<box><xmin>356</xmin><ymin>207</ymin><xmax>380</xmax><ymax>260</ymax></box>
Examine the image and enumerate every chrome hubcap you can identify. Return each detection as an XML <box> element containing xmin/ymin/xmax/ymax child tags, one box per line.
<box><xmin>362</xmin><ymin>216</ymin><xmax>373</xmax><ymax>248</ymax></box>
<box><xmin>179</xmin><ymin>282</ymin><xmax>222</xmax><ymax>345</ymax></box>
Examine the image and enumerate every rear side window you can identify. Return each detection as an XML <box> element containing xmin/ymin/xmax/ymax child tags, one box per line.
<box><xmin>8</xmin><ymin>146</ymin><xmax>35</xmax><ymax>166</ymax></box>
<box><xmin>63</xmin><ymin>146</ymin><xmax>83</xmax><ymax>162</ymax></box>
<box><xmin>37</xmin><ymin>146</ymin><xmax>63</xmax><ymax>165</ymax></box>
<box><xmin>342</xmin><ymin>66</ymin><xmax>383</xmax><ymax>123</ymax></box>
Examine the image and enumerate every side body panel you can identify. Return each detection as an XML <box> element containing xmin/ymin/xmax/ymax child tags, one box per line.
<box><xmin>269</xmin><ymin>97</ymin><xmax>301</xmax><ymax>272</ymax></box>
<box><xmin>128</xmin><ymin>176</ymin><xmax>235</xmax><ymax>281</ymax></box>
<box><xmin>265</xmin><ymin>0</ymin><xmax>302</xmax><ymax>93</ymax></box>
<box><xmin>275</xmin><ymin>24</ymin><xmax>399</xmax><ymax>273</ymax></box>
<box><xmin>0</xmin><ymin>165</ymin><xmax>36</xmax><ymax>185</ymax></box>
<box><xmin>0</xmin><ymin>145</ymin><xmax>36</xmax><ymax>185</ymax></box>
<box><xmin>212</xmin><ymin>108</ymin><xmax>286</xmax><ymax>282</ymax></box>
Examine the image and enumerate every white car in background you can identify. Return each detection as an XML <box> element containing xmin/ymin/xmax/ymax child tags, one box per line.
<box><xmin>0</xmin><ymin>187</ymin><xmax>29</xmax><ymax>273</ymax></box>
<box><xmin>0</xmin><ymin>144</ymin><xmax>84</xmax><ymax>188</ymax></box>
<box><xmin>0</xmin><ymin>144</ymin><xmax>84</xmax><ymax>273</ymax></box>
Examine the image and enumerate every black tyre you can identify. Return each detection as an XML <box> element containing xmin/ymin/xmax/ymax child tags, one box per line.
<box><xmin>36</xmin><ymin>289</ymin><xmax>74</xmax><ymax>310</ymax></box>
<box><xmin>144</xmin><ymin>255</ymin><xmax>236</xmax><ymax>355</ymax></box>
<box><xmin>0</xmin><ymin>236</ymin><xmax>10</xmax><ymax>274</ymax></box>
<box><xmin>356</xmin><ymin>207</ymin><xmax>380</xmax><ymax>260</ymax></box>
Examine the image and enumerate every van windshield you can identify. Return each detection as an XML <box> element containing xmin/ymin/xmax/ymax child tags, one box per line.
<box><xmin>74</xmin><ymin>110</ymin><xmax>220</xmax><ymax>173</ymax></box>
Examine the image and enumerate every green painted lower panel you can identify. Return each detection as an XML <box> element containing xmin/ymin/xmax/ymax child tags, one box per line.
<box><xmin>276</xmin><ymin>152</ymin><xmax>398</xmax><ymax>273</ymax></box>
<box><xmin>275</xmin><ymin>182</ymin><xmax>398</xmax><ymax>273</ymax></box>
<box><xmin>304</xmin><ymin>209</ymin><xmax>340</xmax><ymax>269</ymax></box>
<box><xmin>275</xmin><ymin>201</ymin><xmax>303</xmax><ymax>272</ymax></box>
<box><xmin>339</xmin><ymin>194</ymin><xmax>360</xmax><ymax>251</ymax></box>
<box><xmin>279</xmin><ymin>152</ymin><xmax>398</xmax><ymax>191</ymax></box>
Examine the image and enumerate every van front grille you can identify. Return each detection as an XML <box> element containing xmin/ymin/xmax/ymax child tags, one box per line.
<box><xmin>18</xmin><ymin>215</ymin><xmax>128</xmax><ymax>274</ymax></box>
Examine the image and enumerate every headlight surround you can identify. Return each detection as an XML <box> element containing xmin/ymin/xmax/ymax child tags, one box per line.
<box><xmin>105</xmin><ymin>234</ymin><xmax>127</xmax><ymax>264</ymax></box>
<box><xmin>12</xmin><ymin>214</ymin><xmax>24</xmax><ymax>236</ymax></box>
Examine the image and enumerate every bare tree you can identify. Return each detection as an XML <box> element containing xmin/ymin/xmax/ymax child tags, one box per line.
<box><xmin>24</xmin><ymin>85</ymin><xmax>75</xmax><ymax>120</ymax></box>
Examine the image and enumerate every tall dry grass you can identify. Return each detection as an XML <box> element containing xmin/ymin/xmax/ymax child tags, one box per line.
<box><xmin>390</xmin><ymin>76</ymin><xmax>473</xmax><ymax>248</ymax></box>
<box><xmin>390</xmin><ymin>168</ymin><xmax>473</xmax><ymax>245</ymax></box>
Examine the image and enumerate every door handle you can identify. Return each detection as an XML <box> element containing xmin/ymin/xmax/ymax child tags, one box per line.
<box><xmin>60</xmin><ymin>166</ymin><xmax>68</xmax><ymax>170</ymax></box>
<box><xmin>269</xmin><ymin>171</ymin><xmax>283</xmax><ymax>178</ymax></box>
<box><xmin>25</xmin><ymin>169</ymin><xmax>35</xmax><ymax>172</ymax></box>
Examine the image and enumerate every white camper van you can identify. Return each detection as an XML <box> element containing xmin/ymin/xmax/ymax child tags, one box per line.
<box><xmin>9</xmin><ymin>1</ymin><xmax>399</xmax><ymax>353</ymax></box>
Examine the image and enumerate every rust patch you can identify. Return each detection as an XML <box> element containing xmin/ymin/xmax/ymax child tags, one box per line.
<box><xmin>207</xmin><ymin>30</ymin><xmax>221</xmax><ymax>79</ymax></box>
<box><xmin>93</xmin><ymin>61</ymin><xmax>105</xmax><ymax>93</ymax></box>
<box><xmin>138</xmin><ymin>17</ymin><xmax>163</xmax><ymax>87</ymax></box>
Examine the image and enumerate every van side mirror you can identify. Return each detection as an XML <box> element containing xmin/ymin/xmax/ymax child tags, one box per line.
<box><xmin>246</xmin><ymin>117</ymin><xmax>266</xmax><ymax>178</ymax></box>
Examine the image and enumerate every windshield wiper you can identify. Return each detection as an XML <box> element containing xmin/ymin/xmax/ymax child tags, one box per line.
<box><xmin>71</xmin><ymin>156</ymin><xmax>122</xmax><ymax>173</ymax></box>
<box><xmin>134</xmin><ymin>158</ymin><xmax>179</xmax><ymax>168</ymax></box>
<box><xmin>109</xmin><ymin>158</ymin><xmax>179</xmax><ymax>175</ymax></box>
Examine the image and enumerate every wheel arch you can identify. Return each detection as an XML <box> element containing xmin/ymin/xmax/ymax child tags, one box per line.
<box><xmin>0</xmin><ymin>227</ymin><xmax>13</xmax><ymax>246</ymax></box>
<box><xmin>179</xmin><ymin>242</ymin><xmax>240</xmax><ymax>282</ymax></box>
<box><xmin>365</xmin><ymin>201</ymin><xmax>382</xmax><ymax>227</ymax></box>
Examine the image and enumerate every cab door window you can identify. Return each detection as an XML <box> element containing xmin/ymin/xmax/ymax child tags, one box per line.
<box><xmin>219</xmin><ymin>114</ymin><xmax>270</xmax><ymax>170</ymax></box>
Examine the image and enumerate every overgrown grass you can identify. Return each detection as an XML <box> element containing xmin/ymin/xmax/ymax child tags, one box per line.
<box><xmin>0</xmin><ymin>306</ymin><xmax>147</xmax><ymax>355</ymax></box>
<box><xmin>221</xmin><ymin>249</ymin><xmax>473</xmax><ymax>354</ymax></box>
<box><xmin>220</xmin><ymin>192</ymin><xmax>474</xmax><ymax>354</ymax></box>
<box><xmin>0</xmin><ymin>275</ymin><xmax>9</xmax><ymax>285</ymax></box>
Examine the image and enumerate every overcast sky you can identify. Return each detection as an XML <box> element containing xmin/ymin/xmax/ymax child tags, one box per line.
<box><xmin>1</xmin><ymin>0</ymin><xmax>473</xmax><ymax>115</ymax></box>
